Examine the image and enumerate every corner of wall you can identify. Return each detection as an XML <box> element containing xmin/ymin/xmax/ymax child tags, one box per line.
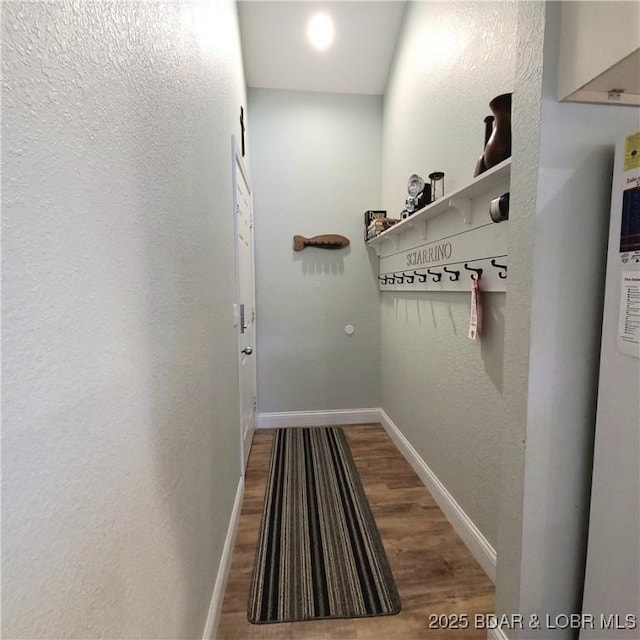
<box><xmin>494</xmin><ymin>0</ymin><xmax>547</xmax><ymax>622</ymax></box>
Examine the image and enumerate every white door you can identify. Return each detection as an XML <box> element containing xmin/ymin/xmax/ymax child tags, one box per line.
<box><xmin>232</xmin><ymin>137</ymin><xmax>257</xmax><ymax>473</ymax></box>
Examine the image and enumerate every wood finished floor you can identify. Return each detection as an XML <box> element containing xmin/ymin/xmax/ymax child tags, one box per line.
<box><xmin>217</xmin><ymin>424</ymin><xmax>494</xmax><ymax>639</ymax></box>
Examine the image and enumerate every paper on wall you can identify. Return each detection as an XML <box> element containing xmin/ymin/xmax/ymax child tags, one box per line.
<box><xmin>617</xmin><ymin>271</ymin><xmax>640</xmax><ymax>358</ymax></box>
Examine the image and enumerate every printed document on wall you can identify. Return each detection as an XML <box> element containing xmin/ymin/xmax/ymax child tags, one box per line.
<box><xmin>616</xmin><ymin>131</ymin><xmax>640</xmax><ymax>358</ymax></box>
<box><xmin>618</xmin><ymin>271</ymin><xmax>640</xmax><ymax>358</ymax></box>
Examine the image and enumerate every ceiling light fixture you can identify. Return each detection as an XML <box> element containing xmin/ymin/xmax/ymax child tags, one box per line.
<box><xmin>307</xmin><ymin>12</ymin><xmax>335</xmax><ymax>51</ymax></box>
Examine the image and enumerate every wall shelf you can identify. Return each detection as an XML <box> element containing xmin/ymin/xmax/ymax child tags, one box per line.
<box><xmin>367</xmin><ymin>159</ymin><xmax>511</xmax><ymax>255</ymax></box>
<box><xmin>369</xmin><ymin>159</ymin><xmax>511</xmax><ymax>292</ymax></box>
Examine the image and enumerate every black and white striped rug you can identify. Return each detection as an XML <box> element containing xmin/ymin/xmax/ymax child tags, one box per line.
<box><xmin>247</xmin><ymin>427</ymin><xmax>401</xmax><ymax>624</ymax></box>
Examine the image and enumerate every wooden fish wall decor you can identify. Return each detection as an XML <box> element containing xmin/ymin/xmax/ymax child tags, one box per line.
<box><xmin>293</xmin><ymin>234</ymin><xmax>350</xmax><ymax>251</ymax></box>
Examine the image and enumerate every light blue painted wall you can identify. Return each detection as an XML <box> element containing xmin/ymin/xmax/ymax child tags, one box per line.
<box><xmin>248</xmin><ymin>88</ymin><xmax>382</xmax><ymax>413</ymax></box>
<box><xmin>380</xmin><ymin>0</ymin><xmax>519</xmax><ymax>550</ymax></box>
<box><xmin>498</xmin><ymin>2</ymin><xmax>640</xmax><ymax>635</ymax></box>
<box><xmin>2</xmin><ymin>1</ymin><xmax>246</xmax><ymax>637</ymax></box>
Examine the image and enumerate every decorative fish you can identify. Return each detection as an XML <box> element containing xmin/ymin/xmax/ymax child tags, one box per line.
<box><xmin>293</xmin><ymin>234</ymin><xmax>350</xmax><ymax>251</ymax></box>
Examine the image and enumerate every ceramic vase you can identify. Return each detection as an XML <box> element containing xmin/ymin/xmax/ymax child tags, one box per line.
<box><xmin>473</xmin><ymin>93</ymin><xmax>512</xmax><ymax>177</ymax></box>
<box><xmin>483</xmin><ymin>93</ymin><xmax>512</xmax><ymax>169</ymax></box>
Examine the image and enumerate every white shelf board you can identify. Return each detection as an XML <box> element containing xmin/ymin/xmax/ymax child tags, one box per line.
<box><xmin>367</xmin><ymin>159</ymin><xmax>511</xmax><ymax>248</ymax></box>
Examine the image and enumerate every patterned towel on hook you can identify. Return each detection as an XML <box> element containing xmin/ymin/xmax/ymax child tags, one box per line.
<box><xmin>468</xmin><ymin>277</ymin><xmax>481</xmax><ymax>340</ymax></box>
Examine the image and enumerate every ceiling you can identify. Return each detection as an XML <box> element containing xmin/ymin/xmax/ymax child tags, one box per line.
<box><xmin>237</xmin><ymin>1</ymin><xmax>407</xmax><ymax>95</ymax></box>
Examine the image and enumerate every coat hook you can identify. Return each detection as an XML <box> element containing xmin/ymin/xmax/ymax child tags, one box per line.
<box><xmin>403</xmin><ymin>272</ymin><xmax>415</xmax><ymax>283</ymax></box>
<box><xmin>491</xmin><ymin>259</ymin><xmax>508</xmax><ymax>279</ymax></box>
<box><xmin>414</xmin><ymin>270</ymin><xmax>428</xmax><ymax>283</ymax></box>
<box><xmin>387</xmin><ymin>275</ymin><xmax>395</xmax><ymax>285</ymax></box>
<box><xmin>395</xmin><ymin>273</ymin><xmax>405</xmax><ymax>284</ymax></box>
<box><xmin>443</xmin><ymin>266</ymin><xmax>460</xmax><ymax>281</ymax></box>
<box><xmin>464</xmin><ymin>263</ymin><xmax>483</xmax><ymax>280</ymax></box>
<box><xmin>427</xmin><ymin>268</ymin><xmax>442</xmax><ymax>282</ymax></box>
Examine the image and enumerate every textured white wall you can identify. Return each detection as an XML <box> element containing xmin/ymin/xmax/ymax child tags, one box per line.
<box><xmin>383</xmin><ymin>1</ymin><xmax>518</xmax><ymax>202</ymax></box>
<box><xmin>497</xmin><ymin>2</ymin><xmax>640</xmax><ymax>635</ymax></box>
<box><xmin>380</xmin><ymin>1</ymin><xmax>518</xmax><ymax>550</ymax></box>
<box><xmin>2</xmin><ymin>1</ymin><xmax>246</xmax><ymax>637</ymax></box>
<box><xmin>248</xmin><ymin>88</ymin><xmax>382</xmax><ymax>413</ymax></box>
<box><xmin>493</xmin><ymin>0</ymin><xmax>544</xmax><ymax>622</ymax></box>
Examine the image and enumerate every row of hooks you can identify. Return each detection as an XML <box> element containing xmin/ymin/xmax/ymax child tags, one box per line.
<box><xmin>378</xmin><ymin>260</ymin><xmax>507</xmax><ymax>285</ymax></box>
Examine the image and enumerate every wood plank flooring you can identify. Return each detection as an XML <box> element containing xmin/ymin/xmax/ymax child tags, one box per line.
<box><xmin>217</xmin><ymin>424</ymin><xmax>494</xmax><ymax>639</ymax></box>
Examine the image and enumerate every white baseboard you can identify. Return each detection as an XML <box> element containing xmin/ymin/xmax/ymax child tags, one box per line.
<box><xmin>202</xmin><ymin>476</ymin><xmax>244</xmax><ymax>640</ymax></box>
<box><xmin>488</xmin><ymin>628</ymin><xmax>509</xmax><ymax>640</ymax></box>
<box><xmin>256</xmin><ymin>408</ymin><xmax>381</xmax><ymax>429</ymax></box>
<box><xmin>378</xmin><ymin>409</ymin><xmax>497</xmax><ymax>583</ymax></box>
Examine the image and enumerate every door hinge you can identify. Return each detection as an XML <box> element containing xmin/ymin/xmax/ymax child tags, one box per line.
<box><xmin>239</xmin><ymin>303</ymin><xmax>245</xmax><ymax>334</ymax></box>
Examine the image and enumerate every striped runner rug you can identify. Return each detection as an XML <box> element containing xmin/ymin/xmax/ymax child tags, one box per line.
<box><xmin>247</xmin><ymin>427</ymin><xmax>401</xmax><ymax>624</ymax></box>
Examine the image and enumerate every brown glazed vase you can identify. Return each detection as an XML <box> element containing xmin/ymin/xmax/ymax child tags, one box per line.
<box><xmin>482</xmin><ymin>93</ymin><xmax>512</xmax><ymax>170</ymax></box>
<box><xmin>473</xmin><ymin>115</ymin><xmax>495</xmax><ymax>177</ymax></box>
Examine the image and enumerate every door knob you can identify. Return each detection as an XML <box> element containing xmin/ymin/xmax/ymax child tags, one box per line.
<box><xmin>241</xmin><ymin>346</ymin><xmax>253</xmax><ymax>355</ymax></box>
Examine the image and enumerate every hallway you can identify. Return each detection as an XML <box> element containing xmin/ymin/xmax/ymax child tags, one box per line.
<box><xmin>3</xmin><ymin>2</ymin><xmax>639</xmax><ymax>638</ymax></box>
<box><xmin>217</xmin><ymin>425</ymin><xmax>493</xmax><ymax>639</ymax></box>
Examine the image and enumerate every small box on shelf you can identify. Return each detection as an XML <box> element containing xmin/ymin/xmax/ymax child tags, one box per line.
<box><xmin>364</xmin><ymin>210</ymin><xmax>387</xmax><ymax>241</ymax></box>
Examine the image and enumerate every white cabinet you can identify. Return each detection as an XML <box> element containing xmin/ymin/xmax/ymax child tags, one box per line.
<box><xmin>558</xmin><ymin>2</ymin><xmax>640</xmax><ymax>106</ymax></box>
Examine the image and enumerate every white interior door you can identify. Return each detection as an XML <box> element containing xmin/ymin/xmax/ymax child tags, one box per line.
<box><xmin>232</xmin><ymin>137</ymin><xmax>257</xmax><ymax>473</ymax></box>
